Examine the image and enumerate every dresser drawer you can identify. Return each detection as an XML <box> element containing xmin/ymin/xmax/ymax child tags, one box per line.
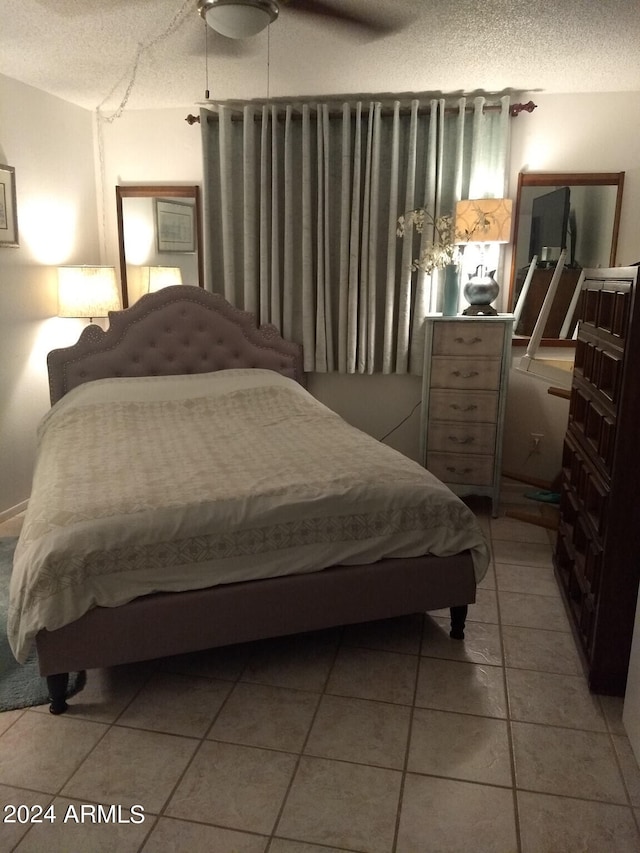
<box><xmin>426</xmin><ymin>452</ymin><xmax>494</xmax><ymax>486</ymax></box>
<box><xmin>428</xmin><ymin>389</ymin><xmax>498</xmax><ymax>423</ymax></box>
<box><xmin>430</xmin><ymin>357</ymin><xmax>501</xmax><ymax>390</ymax></box>
<box><xmin>432</xmin><ymin>321</ymin><xmax>504</xmax><ymax>357</ymax></box>
<box><xmin>427</xmin><ymin>422</ymin><xmax>497</xmax><ymax>455</ymax></box>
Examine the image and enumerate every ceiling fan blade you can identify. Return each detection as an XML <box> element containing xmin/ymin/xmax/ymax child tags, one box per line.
<box><xmin>281</xmin><ymin>0</ymin><xmax>401</xmax><ymax>34</ymax></box>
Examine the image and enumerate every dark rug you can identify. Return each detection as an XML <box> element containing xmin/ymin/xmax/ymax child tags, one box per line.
<box><xmin>1</xmin><ymin>537</ymin><xmax>83</xmax><ymax>712</ymax></box>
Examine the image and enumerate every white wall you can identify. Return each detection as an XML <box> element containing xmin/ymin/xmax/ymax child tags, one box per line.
<box><xmin>0</xmin><ymin>74</ymin><xmax>100</xmax><ymax>516</ymax></box>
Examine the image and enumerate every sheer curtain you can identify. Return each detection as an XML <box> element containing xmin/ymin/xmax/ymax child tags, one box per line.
<box><xmin>201</xmin><ymin>94</ymin><xmax>511</xmax><ymax>374</ymax></box>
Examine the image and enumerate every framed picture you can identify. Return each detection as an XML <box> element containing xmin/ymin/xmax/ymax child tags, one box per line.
<box><xmin>0</xmin><ymin>164</ymin><xmax>19</xmax><ymax>248</ymax></box>
<box><xmin>154</xmin><ymin>198</ymin><xmax>195</xmax><ymax>253</ymax></box>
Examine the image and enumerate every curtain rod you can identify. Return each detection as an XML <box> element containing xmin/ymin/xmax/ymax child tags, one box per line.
<box><xmin>186</xmin><ymin>100</ymin><xmax>536</xmax><ymax>125</ymax></box>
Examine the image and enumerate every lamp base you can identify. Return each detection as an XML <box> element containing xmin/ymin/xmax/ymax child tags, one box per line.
<box><xmin>462</xmin><ymin>304</ymin><xmax>498</xmax><ymax>316</ymax></box>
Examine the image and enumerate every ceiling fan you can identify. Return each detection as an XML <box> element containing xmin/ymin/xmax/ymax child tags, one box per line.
<box><xmin>197</xmin><ymin>0</ymin><xmax>398</xmax><ymax>40</ymax></box>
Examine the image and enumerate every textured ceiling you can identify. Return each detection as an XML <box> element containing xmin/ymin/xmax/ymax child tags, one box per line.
<box><xmin>1</xmin><ymin>0</ymin><xmax>639</xmax><ymax>111</ymax></box>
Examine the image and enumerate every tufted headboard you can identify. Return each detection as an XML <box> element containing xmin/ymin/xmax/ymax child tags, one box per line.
<box><xmin>47</xmin><ymin>285</ymin><xmax>305</xmax><ymax>405</ymax></box>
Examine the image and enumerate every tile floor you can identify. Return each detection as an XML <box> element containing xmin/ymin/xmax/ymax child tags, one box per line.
<box><xmin>1</xmin><ymin>492</ymin><xmax>640</xmax><ymax>853</ymax></box>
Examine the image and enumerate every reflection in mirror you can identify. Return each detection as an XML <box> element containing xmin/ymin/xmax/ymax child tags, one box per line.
<box><xmin>509</xmin><ymin>172</ymin><xmax>624</xmax><ymax>342</ymax></box>
<box><xmin>116</xmin><ymin>185</ymin><xmax>204</xmax><ymax>307</ymax></box>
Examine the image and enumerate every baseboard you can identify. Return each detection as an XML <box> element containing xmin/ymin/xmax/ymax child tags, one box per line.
<box><xmin>0</xmin><ymin>500</ymin><xmax>28</xmax><ymax>524</ymax></box>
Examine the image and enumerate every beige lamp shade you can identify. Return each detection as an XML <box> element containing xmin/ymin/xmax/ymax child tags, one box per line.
<box><xmin>57</xmin><ymin>266</ymin><xmax>121</xmax><ymax>319</ymax></box>
<box><xmin>455</xmin><ymin>198</ymin><xmax>513</xmax><ymax>244</ymax></box>
<box><xmin>147</xmin><ymin>266</ymin><xmax>183</xmax><ymax>292</ymax></box>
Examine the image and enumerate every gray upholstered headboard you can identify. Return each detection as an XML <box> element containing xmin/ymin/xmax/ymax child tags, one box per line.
<box><xmin>47</xmin><ymin>285</ymin><xmax>305</xmax><ymax>405</ymax></box>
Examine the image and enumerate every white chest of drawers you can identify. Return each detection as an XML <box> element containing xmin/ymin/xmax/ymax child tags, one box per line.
<box><xmin>420</xmin><ymin>315</ymin><xmax>514</xmax><ymax>516</ymax></box>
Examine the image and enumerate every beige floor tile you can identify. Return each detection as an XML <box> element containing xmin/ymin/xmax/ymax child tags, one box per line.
<box><xmin>396</xmin><ymin>773</ymin><xmax>517</xmax><ymax>853</ymax></box>
<box><xmin>341</xmin><ymin>613</ymin><xmax>424</xmax><ymax>655</ymax></box>
<box><xmin>304</xmin><ymin>694</ymin><xmax>410</xmax><ymax>769</ymax></box>
<box><xmin>429</xmin><ymin>587</ymin><xmax>499</xmax><ymax>626</ymax></box>
<box><xmin>326</xmin><ymin>647</ymin><xmax>418</xmax><ymax>705</ymax></box>
<box><xmin>612</xmin><ymin>734</ymin><xmax>640</xmax><ymax>807</ymax></box>
<box><xmin>506</xmin><ymin>668</ymin><xmax>607</xmax><ymax>730</ymax></box>
<box><xmin>62</xmin><ymin>726</ymin><xmax>198</xmax><ymax>814</ymax></box>
<box><xmin>495</xmin><ymin>561</ymin><xmax>560</xmax><ymax>597</ymax></box>
<box><xmin>599</xmin><ymin>694</ymin><xmax>627</xmax><ymax>734</ymax></box>
<box><xmin>277</xmin><ymin>756</ymin><xmax>401</xmax><ymax>853</ymax></box>
<box><xmin>491</xmin><ymin>539</ymin><xmax>553</xmax><ymax>568</ymax></box>
<box><xmin>416</xmin><ymin>657</ymin><xmax>507</xmax><ymax>719</ymax></box>
<box><xmin>116</xmin><ymin>672</ymin><xmax>232</xmax><ymax>737</ymax></box>
<box><xmin>13</xmin><ymin>797</ymin><xmax>151</xmax><ymax>853</ymax></box>
<box><xmin>0</xmin><ymin>785</ymin><xmax>55</xmax><ymax>851</ymax></box>
<box><xmin>140</xmin><ymin>816</ymin><xmax>267</xmax><ymax>853</ymax></box>
<box><xmin>166</xmin><ymin>740</ymin><xmax>297</xmax><ymax>834</ymax></box>
<box><xmin>241</xmin><ymin>633</ymin><xmax>338</xmax><ymax>692</ymax></box>
<box><xmin>512</xmin><ymin>721</ymin><xmax>627</xmax><ymax>803</ymax></box>
<box><xmin>159</xmin><ymin>642</ymin><xmax>253</xmax><ymax>681</ymax></box>
<box><xmin>270</xmin><ymin>841</ymin><xmax>353</xmax><ymax>853</ymax></box>
<box><xmin>498</xmin><ymin>590</ymin><xmax>571</xmax><ymax>632</ymax></box>
<box><xmin>208</xmin><ymin>682</ymin><xmax>319</xmax><ymax>752</ymax></box>
<box><xmin>502</xmin><ymin>624</ymin><xmax>582</xmax><ymax>675</ymax></box>
<box><xmin>477</xmin><ymin>564</ymin><xmax>496</xmax><ymax>589</ymax></box>
<box><xmin>0</xmin><ymin>712</ymin><xmax>107</xmax><ymax>793</ymax></box>
<box><xmin>465</xmin><ymin>587</ymin><xmax>500</xmax><ymax>624</ymax></box>
<box><xmin>518</xmin><ymin>790</ymin><xmax>640</xmax><ymax>853</ymax></box>
<box><xmin>408</xmin><ymin>707</ymin><xmax>512</xmax><ymax>786</ymax></box>
<box><xmin>0</xmin><ymin>708</ymin><xmax>25</xmax><ymax>736</ymax></box>
<box><xmin>490</xmin><ymin>513</ymin><xmax>553</xmax><ymax>543</ymax></box>
<box><xmin>422</xmin><ymin>616</ymin><xmax>503</xmax><ymax>667</ymax></box>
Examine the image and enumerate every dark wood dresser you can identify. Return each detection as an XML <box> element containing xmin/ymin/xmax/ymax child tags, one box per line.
<box><xmin>555</xmin><ymin>266</ymin><xmax>640</xmax><ymax>695</ymax></box>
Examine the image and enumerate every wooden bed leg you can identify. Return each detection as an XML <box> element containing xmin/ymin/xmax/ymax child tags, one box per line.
<box><xmin>449</xmin><ymin>605</ymin><xmax>468</xmax><ymax>640</ymax></box>
<box><xmin>47</xmin><ymin>673</ymin><xmax>69</xmax><ymax>715</ymax></box>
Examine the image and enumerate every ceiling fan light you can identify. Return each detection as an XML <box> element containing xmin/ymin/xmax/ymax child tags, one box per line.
<box><xmin>199</xmin><ymin>0</ymin><xmax>278</xmax><ymax>39</ymax></box>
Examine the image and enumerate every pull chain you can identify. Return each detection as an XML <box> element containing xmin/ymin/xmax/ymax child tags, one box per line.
<box><xmin>204</xmin><ymin>20</ymin><xmax>210</xmax><ymax>99</ymax></box>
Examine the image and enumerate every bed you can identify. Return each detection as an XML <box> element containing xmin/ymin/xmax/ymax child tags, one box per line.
<box><xmin>9</xmin><ymin>285</ymin><xmax>489</xmax><ymax>714</ymax></box>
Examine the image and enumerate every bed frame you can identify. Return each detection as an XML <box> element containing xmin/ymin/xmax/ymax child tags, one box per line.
<box><xmin>39</xmin><ymin>285</ymin><xmax>477</xmax><ymax>713</ymax></box>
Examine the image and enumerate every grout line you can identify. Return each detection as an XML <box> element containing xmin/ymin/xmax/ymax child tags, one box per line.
<box><xmin>490</xmin><ymin>514</ymin><xmax>524</xmax><ymax>853</ymax></box>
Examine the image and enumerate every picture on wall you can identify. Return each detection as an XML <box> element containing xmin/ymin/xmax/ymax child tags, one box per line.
<box><xmin>154</xmin><ymin>198</ymin><xmax>195</xmax><ymax>253</ymax></box>
<box><xmin>0</xmin><ymin>164</ymin><xmax>19</xmax><ymax>247</ymax></box>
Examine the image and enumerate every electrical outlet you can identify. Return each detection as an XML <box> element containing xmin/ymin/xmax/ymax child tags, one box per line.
<box><xmin>529</xmin><ymin>433</ymin><xmax>544</xmax><ymax>453</ymax></box>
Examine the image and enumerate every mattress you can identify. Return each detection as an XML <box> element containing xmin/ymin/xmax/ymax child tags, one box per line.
<box><xmin>9</xmin><ymin>369</ymin><xmax>489</xmax><ymax>662</ymax></box>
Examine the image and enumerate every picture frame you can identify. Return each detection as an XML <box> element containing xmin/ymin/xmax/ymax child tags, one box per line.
<box><xmin>0</xmin><ymin>164</ymin><xmax>19</xmax><ymax>248</ymax></box>
<box><xmin>154</xmin><ymin>198</ymin><xmax>195</xmax><ymax>253</ymax></box>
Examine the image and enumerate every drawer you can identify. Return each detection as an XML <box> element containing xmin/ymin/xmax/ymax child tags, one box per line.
<box><xmin>428</xmin><ymin>389</ymin><xmax>498</xmax><ymax>423</ymax></box>
<box><xmin>427</xmin><ymin>421</ymin><xmax>497</xmax><ymax>455</ymax></box>
<box><xmin>426</xmin><ymin>452</ymin><xmax>494</xmax><ymax>486</ymax></box>
<box><xmin>432</xmin><ymin>321</ymin><xmax>504</xmax><ymax>357</ymax></box>
<box><xmin>430</xmin><ymin>357</ymin><xmax>501</xmax><ymax>390</ymax></box>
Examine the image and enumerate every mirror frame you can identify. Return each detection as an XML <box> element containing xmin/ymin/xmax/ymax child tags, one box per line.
<box><xmin>508</xmin><ymin>171</ymin><xmax>625</xmax><ymax>346</ymax></box>
<box><xmin>116</xmin><ymin>185</ymin><xmax>204</xmax><ymax>308</ymax></box>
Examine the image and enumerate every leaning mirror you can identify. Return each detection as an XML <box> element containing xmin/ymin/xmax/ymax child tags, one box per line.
<box><xmin>116</xmin><ymin>185</ymin><xmax>204</xmax><ymax>308</ymax></box>
<box><xmin>509</xmin><ymin>172</ymin><xmax>624</xmax><ymax>342</ymax></box>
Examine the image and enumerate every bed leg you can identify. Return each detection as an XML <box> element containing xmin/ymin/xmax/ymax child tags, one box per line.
<box><xmin>449</xmin><ymin>605</ymin><xmax>468</xmax><ymax>640</ymax></box>
<box><xmin>47</xmin><ymin>673</ymin><xmax>70</xmax><ymax>715</ymax></box>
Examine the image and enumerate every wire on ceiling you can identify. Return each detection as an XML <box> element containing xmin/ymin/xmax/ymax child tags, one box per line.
<box><xmin>94</xmin><ymin>0</ymin><xmax>193</xmax><ymax>260</ymax></box>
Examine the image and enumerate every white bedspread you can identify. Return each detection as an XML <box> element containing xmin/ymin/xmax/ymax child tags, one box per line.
<box><xmin>9</xmin><ymin>369</ymin><xmax>489</xmax><ymax>662</ymax></box>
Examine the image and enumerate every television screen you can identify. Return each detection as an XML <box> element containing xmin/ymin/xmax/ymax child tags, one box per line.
<box><xmin>528</xmin><ymin>187</ymin><xmax>570</xmax><ymax>262</ymax></box>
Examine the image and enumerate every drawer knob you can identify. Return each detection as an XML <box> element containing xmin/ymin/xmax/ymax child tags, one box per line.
<box><xmin>446</xmin><ymin>466</ymin><xmax>474</xmax><ymax>475</ymax></box>
<box><xmin>451</xmin><ymin>370</ymin><xmax>479</xmax><ymax>378</ymax></box>
<box><xmin>449</xmin><ymin>435</ymin><xmax>475</xmax><ymax>444</ymax></box>
<box><xmin>450</xmin><ymin>404</ymin><xmax>477</xmax><ymax>412</ymax></box>
<box><xmin>454</xmin><ymin>336</ymin><xmax>482</xmax><ymax>345</ymax></box>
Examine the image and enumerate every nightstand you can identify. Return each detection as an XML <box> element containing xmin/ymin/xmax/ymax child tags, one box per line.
<box><xmin>420</xmin><ymin>314</ymin><xmax>514</xmax><ymax>516</ymax></box>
